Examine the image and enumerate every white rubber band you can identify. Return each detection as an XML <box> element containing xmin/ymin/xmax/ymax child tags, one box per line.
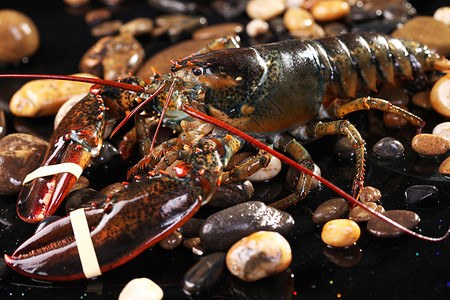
<box><xmin>22</xmin><ymin>163</ymin><xmax>83</xmax><ymax>185</ymax></box>
<box><xmin>70</xmin><ymin>208</ymin><xmax>102</xmax><ymax>279</ymax></box>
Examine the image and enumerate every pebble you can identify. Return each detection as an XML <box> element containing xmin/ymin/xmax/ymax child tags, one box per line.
<box><xmin>200</xmin><ymin>201</ymin><xmax>295</xmax><ymax>251</ymax></box>
<box><xmin>246</xmin><ymin>18</ymin><xmax>269</xmax><ymax>37</ymax></box>
<box><xmin>91</xmin><ymin>20</ymin><xmax>123</xmax><ymax>37</ymax></box>
<box><xmin>158</xmin><ymin>230</ymin><xmax>183</xmax><ymax>250</ymax></box>
<box><xmin>0</xmin><ymin>133</ymin><xmax>48</xmax><ymax>195</ymax></box>
<box><xmin>392</xmin><ymin>16</ymin><xmax>450</xmax><ymax>56</ymax></box>
<box><xmin>0</xmin><ymin>9</ymin><xmax>39</xmax><ymax>63</ymax></box>
<box><xmin>382</xmin><ymin>2</ymin><xmax>415</xmax><ymax>23</ymax></box>
<box><xmin>212</xmin><ymin>0</ymin><xmax>247</xmax><ymax>19</ymax></box>
<box><xmin>99</xmin><ymin>182</ymin><xmax>126</xmax><ymax>197</ymax></box>
<box><xmin>246</xmin><ymin>0</ymin><xmax>286</xmax><ymax>21</ymax></box>
<box><xmin>137</xmin><ymin>38</ymin><xmax>209</xmax><ymax>78</ymax></box>
<box><xmin>226</xmin><ymin>231</ymin><xmax>292</xmax><ymax>282</ymax></box>
<box><xmin>411</xmin><ymin>90</ymin><xmax>433</xmax><ymax>110</ymax></box>
<box><xmin>367</xmin><ymin>210</ymin><xmax>420</xmax><ymax>238</ymax></box>
<box><xmin>333</xmin><ymin>136</ymin><xmax>355</xmax><ymax>159</ymax></box>
<box><xmin>192</xmin><ymin>22</ymin><xmax>243</xmax><ymax>40</ymax></box>
<box><xmin>63</xmin><ymin>0</ymin><xmax>89</xmax><ymax>7</ymax></box>
<box><xmin>411</xmin><ymin>134</ymin><xmax>449</xmax><ymax>156</ymax></box>
<box><xmin>404</xmin><ymin>185</ymin><xmax>438</xmax><ymax>205</ymax></box>
<box><xmin>68</xmin><ymin>176</ymin><xmax>90</xmax><ymax>194</ymax></box>
<box><xmin>433</xmin><ymin>6</ymin><xmax>450</xmax><ymax>26</ymax></box>
<box><xmin>183</xmin><ymin>252</ymin><xmax>226</xmax><ymax>295</ymax></box>
<box><xmin>289</xmin><ymin>22</ymin><xmax>325</xmax><ymax>40</ymax></box>
<box><xmin>323</xmin><ymin>22</ymin><xmax>348</xmax><ymax>36</ymax></box>
<box><xmin>246</xmin><ymin>156</ymin><xmax>282</xmax><ymax>181</ymax></box>
<box><xmin>54</xmin><ymin>93</ymin><xmax>86</xmax><ymax>128</ymax></box>
<box><xmin>310</xmin><ymin>0</ymin><xmax>350</xmax><ymax>22</ymax></box>
<box><xmin>208</xmin><ymin>180</ymin><xmax>254</xmax><ymax>208</ymax></box>
<box><xmin>322</xmin><ymin>244</ymin><xmax>362</xmax><ymax>267</ymax></box>
<box><xmin>79</xmin><ymin>34</ymin><xmax>145</xmax><ymax>80</ymax></box>
<box><xmin>432</xmin><ymin>122</ymin><xmax>450</xmax><ymax>142</ymax></box>
<box><xmin>9</xmin><ymin>73</ymin><xmax>97</xmax><ymax>117</ymax></box>
<box><xmin>312</xmin><ymin>198</ymin><xmax>349</xmax><ymax>225</ymax></box>
<box><xmin>85</xmin><ymin>8</ymin><xmax>111</xmax><ymax>26</ymax></box>
<box><xmin>372</xmin><ymin>137</ymin><xmax>404</xmax><ymax>159</ymax></box>
<box><xmin>375</xmin><ymin>86</ymin><xmax>409</xmax><ymax>107</ymax></box>
<box><xmin>430</xmin><ymin>73</ymin><xmax>450</xmax><ymax>118</ymax></box>
<box><xmin>182</xmin><ymin>237</ymin><xmax>206</xmax><ymax>256</ymax></box>
<box><xmin>359</xmin><ymin>186</ymin><xmax>381</xmax><ymax>203</ymax></box>
<box><xmin>119</xmin><ymin>278</ymin><xmax>163</xmax><ymax>300</ymax></box>
<box><xmin>91</xmin><ymin>141</ymin><xmax>120</xmax><ymax>166</ymax></box>
<box><xmin>348</xmin><ymin>202</ymin><xmax>385</xmax><ymax>223</ymax></box>
<box><xmin>0</xmin><ymin>109</ymin><xmax>6</xmax><ymax>139</ymax></box>
<box><xmin>321</xmin><ymin>219</ymin><xmax>361</xmax><ymax>248</ymax></box>
<box><xmin>120</xmin><ymin>18</ymin><xmax>154</xmax><ymax>36</ymax></box>
<box><xmin>439</xmin><ymin>157</ymin><xmax>450</xmax><ymax>175</ymax></box>
<box><xmin>283</xmin><ymin>7</ymin><xmax>315</xmax><ymax>32</ymax></box>
<box><xmin>383</xmin><ymin>108</ymin><xmax>408</xmax><ymax>128</ymax></box>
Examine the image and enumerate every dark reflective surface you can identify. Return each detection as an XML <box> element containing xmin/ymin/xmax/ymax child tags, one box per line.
<box><xmin>0</xmin><ymin>1</ymin><xmax>449</xmax><ymax>299</ymax></box>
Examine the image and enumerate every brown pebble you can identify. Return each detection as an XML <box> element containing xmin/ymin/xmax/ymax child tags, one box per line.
<box><xmin>290</xmin><ymin>22</ymin><xmax>325</xmax><ymax>40</ymax></box>
<box><xmin>226</xmin><ymin>231</ymin><xmax>292</xmax><ymax>282</ymax></box>
<box><xmin>283</xmin><ymin>7</ymin><xmax>315</xmax><ymax>32</ymax></box>
<box><xmin>359</xmin><ymin>186</ymin><xmax>381</xmax><ymax>203</ymax></box>
<box><xmin>310</xmin><ymin>0</ymin><xmax>350</xmax><ymax>22</ymax></box>
<box><xmin>312</xmin><ymin>198</ymin><xmax>349</xmax><ymax>225</ymax></box>
<box><xmin>367</xmin><ymin>210</ymin><xmax>420</xmax><ymax>238</ymax></box>
<box><xmin>392</xmin><ymin>16</ymin><xmax>450</xmax><ymax>56</ymax></box>
<box><xmin>158</xmin><ymin>230</ymin><xmax>183</xmax><ymax>250</ymax></box>
<box><xmin>120</xmin><ymin>18</ymin><xmax>154</xmax><ymax>36</ymax></box>
<box><xmin>64</xmin><ymin>0</ymin><xmax>89</xmax><ymax>7</ymax></box>
<box><xmin>411</xmin><ymin>134</ymin><xmax>449</xmax><ymax>156</ymax></box>
<box><xmin>383</xmin><ymin>109</ymin><xmax>408</xmax><ymax>128</ymax></box>
<box><xmin>85</xmin><ymin>8</ymin><xmax>111</xmax><ymax>26</ymax></box>
<box><xmin>91</xmin><ymin>20</ymin><xmax>123</xmax><ymax>37</ymax></box>
<box><xmin>439</xmin><ymin>156</ymin><xmax>450</xmax><ymax>175</ymax></box>
<box><xmin>349</xmin><ymin>202</ymin><xmax>385</xmax><ymax>223</ymax></box>
<box><xmin>68</xmin><ymin>176</ymin><xmax>90</xmax><ymax>194</ymax></box>
<box><xmin>183</xmin><ymin>237</ymin><xmax>205</xmax><ymax>255</ymax></box>
<box><xmin>412</xmin><ymin>90</ymin><xmax>433</xmax><ymax>110</ymax></box>
<box><xmin>321</xmin><ymin>219</ymin><xmax>361</xmax><ymax>247</ymax></box>
<box><xmin>430</xmin><ymin>73</ymin><xmax>450</xmax><ymax>118</ymax></box>
<box><xmin>192</xmin><ymin>23</ymin><xmax>243</xmax><ymax>40</ymax></box>
<box><xmin>0</xmin><ymin>9</ymin><xmax>40</xmax><ymax>63</ymax></box>
<box><xmin>376</xmin><ymin>86</ymin><xmax>410</xmax><ymax>107</ymax></box>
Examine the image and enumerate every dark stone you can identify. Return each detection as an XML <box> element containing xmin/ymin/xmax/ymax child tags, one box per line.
<box><xmin>178</xmin><ymin>218</ymin><xmax>204</xmax><ymax>238</ymax></box>
<box><xmin>92</xmin><ymin>141</ymin><xmax>119</xmax><ymax>166</ymax></box>
<box><xmin>372</xmin><ymin>137</ymin><xmax>404</xmax><ymax>159</ymax></box>
<box><xmin>312</xmin><ymin>198</ymin><xmax>349</xmax><ymax>225</ymax></box>
<box><xmin>333</xmin><ymin>136</ymin><xmax>355</xmax><ymax>159</ymax></box>
<box><xmin>208</xmin><ymin>180</ymin><xmax>254</xmax><ymax>208</ymax></box>
<box><xmin>351</xmin><ymin>19</ymin><xmax>402</xmax><ymax>34</ymax></box>
<box><xmin>404</xmin><ymin>185</ymin><xmax>438</xmax><ymax>205</ymax></box>
<box><xmin>367</xmin><ymin>210</ymin><xmax>420</xmax><ymax>238</ymax></box>
<box><xmin>322</xmin><ymin>244</ymin><xmax>362</xmax><ymax>267</ymax></box>
<box><xmin>182</xmin><ymin>252</ymin><xmax>226</xmax><ymax>295</ymax></box>
<box><xmin>200</xmin><ymin>201</ymin><xmax>294</xmax><ymax>251</ymax></box>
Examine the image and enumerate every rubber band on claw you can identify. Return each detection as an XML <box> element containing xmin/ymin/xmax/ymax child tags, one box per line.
<box><xmin>70</xmin><ymin>208</ymin><xmax>102</xmax><ymax>279</ymax></box>
<box><xmin>22</xmin><ymin>163</ymin><xmax>84</xmax><ymax>185</ymax></box>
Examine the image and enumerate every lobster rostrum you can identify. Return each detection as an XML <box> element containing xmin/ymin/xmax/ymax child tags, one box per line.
<box><xmin>2</xmin><ymin>33</ymin><xmax>450</xmax><ymax>281</ymax></box>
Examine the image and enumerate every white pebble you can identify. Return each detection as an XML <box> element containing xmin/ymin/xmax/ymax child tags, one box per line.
<box><xmin>246</xmin><ymin>0</ymin><xmax>286</xmax><ymax>21</ymax></box>
<box><xmin>119</xmin><ymin>278</ymin><xmax>163</xmax><ymax>300</ymax></box>
<box><xmin>286</xmin><ymin>0</ymin><xmax>305</xmax><ymax>8</ymax></box>
<box><xmin>433</xmin><ymin>6</ymin><xmax>450</xmax><ymax>26</ymax></box>
<box><xmin>432</xmin><ymin>122</ymin><xmax>450</xmax><ymax>142</ymax></box>
<box><xmin>246</xmin><ymin>155</ymin><xmax>282</xmax><ymax>181</ymax></box>
<box><xmin>246</xmin><ymin>18</ymin><xmax>269</xmax><ymax>37</ymax></box>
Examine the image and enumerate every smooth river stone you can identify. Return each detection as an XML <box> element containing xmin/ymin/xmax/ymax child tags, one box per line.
<box><xmin>411</xmin><ymin>134</ymin><xmax>449</xmax><ymax>156</ymax></box>
<box><xmin>404</xmin><ymin>185</ymin><xmax>438</xmax><ymax>205</ymax></box>
<box><xmin>208</xmin><ymin>180</ymin><xmax>254</xmax><ymax>208</ymax></box>
<box><xmin>372</xmin><ymin>137</ymin><xmax>404</xmax><ymax>158</ymax></box>
<box><xmin>200</xmin><ymin>201</ymin><xmax>294</xmax><ymax>251</ymax></box>
<box><xmin>430</xmin><ymin>73</ymin><xmax>450</xmax><ymax>118</ymax></box>
<box><xmin>367</xmin><ymin>210</ymin><xmax>420</xmax><ymax>238</ymax></box>
<box><xmin>183</xmin><ymin>252</ymin><xmax>226</xmax><ymax>295</ymax></box>
<box><xmin>439</xmin><ymin>157</ymin><xmax>450</xmax><ymax>175</ymax></box>
<box><xmin>119</xmin><ymin>278</ymin><xmax>163</xmax><ymax>300</ymax></box>
<box><xmin>312</xmin><ymin>198</ymin><xmax>349</xmax><ymax>225</ymax></box>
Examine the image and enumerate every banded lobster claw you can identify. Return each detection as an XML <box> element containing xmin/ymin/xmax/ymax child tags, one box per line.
<box><xmin>17</xmin><ymin>93</ymin><xmax>107</xmax><ymax>223</ymax></box>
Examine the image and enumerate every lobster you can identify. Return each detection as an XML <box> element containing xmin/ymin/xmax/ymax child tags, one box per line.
<box><xmin>1</xmin><ymin>33</ymin><xmax>450</xmax><ymax>281</ymax></box>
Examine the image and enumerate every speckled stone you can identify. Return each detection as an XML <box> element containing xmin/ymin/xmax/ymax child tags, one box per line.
<box><xmin>200</xmin><ymin>201</ymin><xmax>294</xmax><ymax>251</ymax></box>
<box><xmin>367</xmin><ymin>210</ymin><xmax>420</xmax><ymax>238</ymax></box>
<box><xmin>183</xmin><ymin>252</ymin><xmax>226</xmax><ymax>295</ymax></box>
<box><xmin>321</xmin><ymin>219</ymin><xmax>361</xmax><ymax>247</ymax></box>
<box><xmin>439</xmin><ymin>157</ymin><xmax>450</xmax><ymax>175</ymax></box>
<box><xmin>359</xmin><ymin>186</ymin><xmax>381</xmax><ymax>203</ymax></box>
<box><xmin>430</xmin><ymin>73</ymin><xmax>450</xmax><ymax>118</ymax></box>
<box><xmin>312</xmin><ymin>198</ymin><xmax>349</xmax><ymax>225</ymax></box>
<box><xmin>372</xmin><ymin>137</ymin><xmax>404</xmax><ymax>158</ymax></box>
<box><xmin>349</xmin><ymin>202</ymin><xmax>385</xmax><ymax>223</ymax></box>
<box><xmin>411</xmin><ymin>134</ymin><xmax>449</xmax><ymax>156</ymax></box>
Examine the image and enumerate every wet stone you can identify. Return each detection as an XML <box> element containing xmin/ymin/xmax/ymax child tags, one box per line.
<box><xmin>290</xmin><ymin>22</ymin><xmax>325</xmax><ymax>40</ymax></box>
<box><xmin>0</xmin><ymin>133</ymin><xmax>48</xmax><ymax>195</ymax></box>
<box><xmin>65</xmin><ymin>188</ymin><xmax>107</xmax><ymax>213</ymax></box>
<box><xmin>200</xmin><ymin>201</ymin><xmax>295</xmax><ymax>251</ymax></box>
<box><xmin>183</xmin><ymin>237</ymin><xmax>206</xmax><ymax>256</ymax></box>
<box><xmin>283</xmin><ymin>7</ymin><xmax>315</xmax><ymax>32</ymax></box>
<box><xmin>367</xmin><ymin>210</ymin><xmax>420</xmax><ymax>238</ymax></box>
<box><xmin>212</xmin><ymin>0</ymin><xmax>247</xmax><ymax>19</ymax></box>
<box><xmin>192</xmin><ymin>22</ymin><xmax>243</xmax><ymax>40</ymax></box>
<box><xmin>183</xmin><ymin>252</ymin><xmax>226</xmax><ymax>295</ymax></box>
<box><xmin>85</xmin><ymin>8</ymin><xmax>111</xmax><ymax>26</ymax></box>
<box><xmin>359</xmin><ymin>186</ymin><xmax>381</xmax><ymax>203</ymax></box>
<box><xmin>333</xmin><ymin>136</ymin><xmax>355</xmax><ymax>159</ymax></box>
<box><xmin>120</xmin><ymin>18</ymin><xmax>154</xmax><ymax>36</ymax></box>
<box><xmin>411</xmin><ymin>90</ymin><xmax>433</xmax><ymax>110</ymax></box>
<box><xmin>411</xmin><ymin>134</ymin><xmax>449</xmax><ymax>156</ymax></box>
<box><xmin>439</xmin><ymin>157</ymin><xmax>450</xmax><ymax>175</ymax></box>
<box><xmin>382</xmin><ymin>2</ymin><xmax>415</xmax><ymax>23</ymax></box>
<box><xmin>119</xmin><ymin>277</ymin><xmax>163</xmax><ymax>300</ymax></box>
<box><xmin>430</xmin><ymin>73</ymin><xmax>450</xmax><ymax>118</ymax></box>
<box><xmin>208</xmin><ymin>180</ymin><xmax>254</xmax><ymax>208</ymax></box>
<box><xmin>147</xmin><ymin>0</ymin><xmax>197</xmax><ymax>14</ymax></box>
<box><xmin>372</xmin><ymin>137</ymin><xmax>404</xmax><ymax>159</ymax></box>
<box><xmin>312</xmin><ymin>198</ymin><xmax>349</xmax><ymax>225</ymax></box>
<box><xmin>349</xmin><ymin>202</ymin><xmax>385</xmax><ymax>223</ymax></box>
<box><xmin>269</xmin><ymin>17</ymin><xmax>287</xmax><ymax>35</ymax></box>
<box><xmin>404</xmin><ymin>185</ymin><xmax>438</xmax><ymax>205</ymax></box>
<box><xmin>0</xmin><ymin>109</ymin><xmax>6</xmax><ymax>139</ymax></box>
<box><xmin>178</xmin><ymin>218</ymin><xmax>204</xmax><ymax>238</ymax></box>
<box><xmin>158</xmin><ymin>230</ymin><xmax>183</xmax><ymax>250</ymax></box>
<box><xmin>432</xmin><ymin>122</ymin><xmax>450</xmax><ymax>142</ymax></box>
<box><xmin>310</xmin><ymin>0</ymin><xmax>350</xmax><ymax>22</ymax></box>
<box><xmin>92</xmin><ymin>141</ymin><xmax>120</xmax><ymax>166</ymax></box>
<box><xmin>375</xmin><ymin>86</ymin><xmax>409</xmax><ymax>107</ymax></box>
<box><xmin>324</xmin><ymin>22</ymin><xmax>348</xmax><ymax>36</ymax></box>
<box><xmin>322</xmin><ymin>244</ymin><xmax>362</xmax><ymax>267</ymax></box>
<box><xmin>383</xmin><ymin>109</ymin><xmax>408</xmax><ymax>128</ymax></box>
<box><xmin>433</xmin><ymin>6</ymin><xmax>450</xmax><ymax>26</ymax></box>
<box><xmin>226</xmin><ymin>231</ymin><xmax>292</xmax><ymax>282</ymax></box>
<box><xmin>246</xmin><ymin>18</ymin><xmax>269</xmax><ymax>37</ymax></box>
<box><xmin>35</xmin><ymin>216</ymin><xmax>61</xmax><ymax>234</ymax></box>
<box><xmin>68</xmin><ymin>176</ymin><xmax>90</xmax><ymax>194</ymax></box>
<box><xmin>246</xmin><ymin>0</ymin><xmax>286</xmax><ymax>21</ymax></box>
<box><xmin>90</xmin><ymin>20</ymin><xmax>123</xmax><ymax>37</ymax></box>
<box><xmin>321</xmin><ymin>219</ymin><xmax>361</xmax><ymax>248</ymax></box>
<box><xmin>246</xmin><ymin>156</ymin><xmax>282</xmax><ymax>182</ymax></box>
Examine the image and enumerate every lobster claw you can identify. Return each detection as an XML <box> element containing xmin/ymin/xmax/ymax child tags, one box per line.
<box><xmin>17</xmin><ymin>94</ymin><xmax>107</xmax><ymax>223</ymax></box>
<box><xmin>6</xmin><ymin>175</ymin><xmax>204</xmax><ymax>281</ymax></box>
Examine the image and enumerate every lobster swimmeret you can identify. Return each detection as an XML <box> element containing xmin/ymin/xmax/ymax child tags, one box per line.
<box><xmin>1</xmin><ymin>33</ymin><xmax>450</xmax><ymax>281</ymax></box>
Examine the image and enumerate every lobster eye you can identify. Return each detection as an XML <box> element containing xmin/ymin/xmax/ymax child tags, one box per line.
<box><xmin>192</xmin><ymin>67</ymin><xmax>203</xmax><ymax>76</ymax></box>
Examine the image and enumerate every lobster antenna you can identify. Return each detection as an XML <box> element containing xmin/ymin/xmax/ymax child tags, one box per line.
<box><xmin>181</xmin><ymin>103</ymin><xmax>450</xmax><ymax>242</ymax></box>
<box><xmin>110</xmin><ymin>80</ymin><xmax>167</xmax><ymax>138</ymax></box>
<box><xmin>149</xmin><ymin>80</ymin><xmax>177</xmax><ymax>153</ymax></box>
<box><xmin>0</xmin><ymin>74</ymin><xmax>147</xmax><ymax>93</ymax></box>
